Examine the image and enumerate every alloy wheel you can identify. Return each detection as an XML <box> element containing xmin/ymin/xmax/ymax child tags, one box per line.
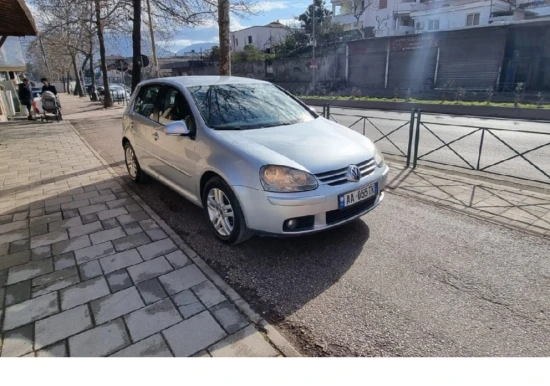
<box><xmin>206</xmin><ymin>188</ymin><xmax>234</xmax><ymax>236</ymax></box>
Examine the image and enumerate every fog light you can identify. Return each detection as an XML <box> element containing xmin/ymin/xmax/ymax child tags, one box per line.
<box><xmin>285</xmin><ymin>219</ymin><xmax>298</xmax><ymax>230</ymax></box>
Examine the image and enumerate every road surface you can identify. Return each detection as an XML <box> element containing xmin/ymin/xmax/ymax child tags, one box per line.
<box><xmin>70</xmin><ymin>110</ymin><xmax>550</xmax><ymax>356</ymax></box>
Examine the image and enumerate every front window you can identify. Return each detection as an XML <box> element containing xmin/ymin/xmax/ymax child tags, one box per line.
<box><xmin>466</xmin><ymin>13</ymin><xmax>480</xmax><ymax>26</ymax></box>
<box><xmin>428</xmin><ymin>19</ymin><xmax>439</xmax><ymax>30</ymax></box>
<box><xmin>247</xmin><ymin>36</ymin><xmax>253</xmax><ymax>44</ymax></box>
<box><xmin>187</xmin><ymin>83</ymin><xmax>314</xmax><ymax>130</ymax></box>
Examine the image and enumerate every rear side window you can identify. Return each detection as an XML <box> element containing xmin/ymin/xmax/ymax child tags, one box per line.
<box><xmin>133</xmin><ymin>85</ymin><xmax>161</xmax><ymax>121</ymax></box>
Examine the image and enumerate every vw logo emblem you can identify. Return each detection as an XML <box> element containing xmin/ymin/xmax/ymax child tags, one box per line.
<box><xmin>346</xmin><ymin>165</ymin><xmax>361</xmax><ymax>182</ymax></box>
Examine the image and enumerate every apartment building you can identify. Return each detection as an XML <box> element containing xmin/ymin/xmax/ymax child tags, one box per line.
<box><xmin>230</xmin><ymin>21</ymin><xmax>294</xmax><ymax>53</ymax></box>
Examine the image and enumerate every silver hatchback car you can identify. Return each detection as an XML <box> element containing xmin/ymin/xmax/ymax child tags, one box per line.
<box><xmin>122</xmin><ymin>76</ymin><xmax>389</xmax><ymax>244</ymax></box>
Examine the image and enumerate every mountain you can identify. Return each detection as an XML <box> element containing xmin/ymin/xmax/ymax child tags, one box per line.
<box><xmin>156</xmin><ymin>47</ymin><xmax>176</xmax><ymax>58</ymax></box>
<box><xmin>176</xmin><ymin>42</ymin><xmax>217</xmax><ymax>55</ymax></box>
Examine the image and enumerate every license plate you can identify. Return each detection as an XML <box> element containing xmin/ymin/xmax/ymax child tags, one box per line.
<box><xmin>339</xmin><ymin>182</ymin><xmax>378</xmax><ymax>209</ymax></box>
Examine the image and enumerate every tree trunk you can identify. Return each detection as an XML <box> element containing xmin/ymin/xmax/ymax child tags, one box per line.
<box><xmin>71</xmin><ymin>54</ymin><xmax>84</xmax><ymax>97</ymax></box>
<box><xmin>218</xmin><ymin>0</ymin><xmax>231</xmax><ymax>76</ymax></box>
<box><xmin>94</xmin><ymin>0</ymin><xmax>112</xmax><ymax>108</ymax></box>
<box><xmin>131</xmin><ymin>0</ymin><xmax>141</xmax><ymax>92</ymax></box>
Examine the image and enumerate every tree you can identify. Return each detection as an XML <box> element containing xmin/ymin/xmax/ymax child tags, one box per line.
<box><xmin>342</xmin><ymin>0</ymin><xmax>378</xmax><ymax>38</ymax></box>
<box><xmin>218</xmin><ymin>0</ymin><xmax>231</xmax><ymax>75</ymax></box>
<box><xmin>298</xmin><ymin>0</ymin><xmax>332</xmax><ymax>35</ymax></box>
<box><xmin>131</xmin><ymin>0</ymin><xmax>141</xmax><ymax>92</ymax></box>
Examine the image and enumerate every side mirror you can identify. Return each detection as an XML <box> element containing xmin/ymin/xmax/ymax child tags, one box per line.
<box><xmin>164</xmin><ymin>121</ymin><xmax>191</xmax><ymax>136</ymax></box>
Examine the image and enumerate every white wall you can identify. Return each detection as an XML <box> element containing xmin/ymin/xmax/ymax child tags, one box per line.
<box><xmin>411</xmin><ymin>2</ymin><xmax>493</xmax><ymax>31</ymax></box>
<box><xmin>230</xmin><ymin>27</ymin><xmax>292</xmax><ymax>52</ymax></box>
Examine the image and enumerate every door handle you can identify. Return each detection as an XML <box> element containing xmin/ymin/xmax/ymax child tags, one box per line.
<box><xmin>152</xmin><ymin>132</ymin><xmax>159</xmax><ymax>141</ymax></box>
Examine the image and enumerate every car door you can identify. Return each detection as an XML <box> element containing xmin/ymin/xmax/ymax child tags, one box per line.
<box><xmin>149</xmin><ymin>85</ymin><xmax>200</xmax><ymax>197</ymax></box>
<box><xmin>129</xmin><ymin>84</ymin><xmax>162</xmax><ymax>173</ymax></box>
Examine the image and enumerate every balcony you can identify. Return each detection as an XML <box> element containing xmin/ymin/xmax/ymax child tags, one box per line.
<box><xmin>332</xmin><ymin>13</ymin><xmax>357</xmax><ymax>25</ymax></box>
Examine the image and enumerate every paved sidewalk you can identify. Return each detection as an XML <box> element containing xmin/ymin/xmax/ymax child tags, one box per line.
<box><xmin>386</xmin><ymin>163</ymin><xmax>550</xmax><ymax>238</ymax></box>
<box><xmin>0</xmin><ymin>118</ymin><xmax>296</xmax><ymax>357</ymax></box>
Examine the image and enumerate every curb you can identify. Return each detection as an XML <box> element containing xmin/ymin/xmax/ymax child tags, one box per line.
<box><xmin>68</xmin><ymin>120</ymin><xmax>301</xmax><ymax>357</ymax></box>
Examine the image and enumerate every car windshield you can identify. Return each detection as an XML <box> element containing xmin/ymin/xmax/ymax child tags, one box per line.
<box><xmin>187</xmin><ymin>83</ymin><xmax>314</xmax><ymax>130</ymax></box>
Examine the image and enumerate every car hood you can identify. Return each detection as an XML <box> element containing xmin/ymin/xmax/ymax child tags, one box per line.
<box><xmin>213</xmin><ymin>118</ymin><xmax>376</xmax><ymax>174</ymax></box>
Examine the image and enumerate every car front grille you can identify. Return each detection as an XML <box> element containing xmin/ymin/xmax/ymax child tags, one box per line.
<box><xmin>314</xmin><ymin>158</ymin><xmax>376</xmax><ymax>186</ymax></box>
<box><xmin>325</xmin><ymin>195</ymin><xmax>378</xmax><ymax>225</ymax></box>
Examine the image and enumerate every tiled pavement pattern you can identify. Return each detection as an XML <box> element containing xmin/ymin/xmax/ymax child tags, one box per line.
<box><xmin>0</xmin><ymin>120</ymin><xmax>291</xmax><ymax>357</ymax></box>
<box><xmin>386</xmin><ymin>163</ymin><xmax>550</xmax><ymax>237</ymax></box>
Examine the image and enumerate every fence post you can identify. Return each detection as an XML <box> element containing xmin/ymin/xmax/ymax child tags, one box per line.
<box><xmin>406</xmin><ymin>109</ymin><xmax>416</xmax><ymax>168</ymax></box>
<box><xmin>476</xmin><ymin>128</ymin><xmax>486</xmax><ymax>170</ymax></box>
<box><xmin>412</xmin><ymin>110</ymin><xmax>422</xmax><ymax>169</ymax></box>
<box><xmin>326</xmin><ymin>104</ymin><xmax>331</xmax><ymax>120</ymax></box>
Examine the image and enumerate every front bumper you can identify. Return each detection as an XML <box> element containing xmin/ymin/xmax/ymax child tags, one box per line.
<box><xmin>233</xmin><ymin>164</ymin><xmax>389</xmax><ymax>235</ymax></box>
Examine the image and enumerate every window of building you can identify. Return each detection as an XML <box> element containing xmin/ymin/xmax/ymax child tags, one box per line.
<box><xmin>428</xmin><ymin>19</ymin><xmax>439</xmax><ymax>30</ymax></box>
<box><xmin>466</xmin><ymin>13</ymin><xmax>480</xmax><ymax>26</ymax></box>
<box><xmin>235</xmin><ymin>38</ymin><xmax>238</xmax><ymax>46</ymax></box>
<box><xmin>379</xmin><ymin>0</ymin><xmax>388</xmax><ymax>8</ymax></box>
<box><xmin>415</xmin><ymin>21</ymin><xmax>424</xmax><ymax>30</ymax></box>
<box><xmin>248</xmin><ymin>36</ymin><xmax>253</xmax><ymax>44</ymax></box>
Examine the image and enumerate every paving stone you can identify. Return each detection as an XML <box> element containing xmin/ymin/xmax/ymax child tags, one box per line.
<box><xmin>208</xmin><ymin>325</ymin><xmax>278</xmax><ymax>357</ymax></box>
<box><xmin>32</xmin><ymin>276</ymin><xmax>80</xmax><ymax>298</ymax></box>
<box><xmin>210</xmin><ymin>301</ymin><xmax>249</xmax><ymax>334</ymax></box>
<box><xmin>111</xmin><ymin>333</ymin><xmax>172</xmax><ymax>357</ymax></box>
<box><xmin>78</xmin><ymin>203</ymin><xmax>108</xmax><ymax>217</ymax></box>
<box><xmin>48</xmin><ymin>216</ymin><xmax>83</xmax><ymax>232</ymax></box>
<box><xmin>0</xmin><ymin>242</ymin><xmax>9</xmax><ymax>256</ymax></box>
<box><xmin>100</xmin><ymin>218</ymin><xmax>119</xmax><ymax>230</ymax></box>
<box><xmin>31</xmin><ymin>245</ymin><xmax>52</xmax><ymax>260</ymax></box>
<box><xmin>44</xmin><ymin>205</ymin><xmax>61</xmax><ymax>215</ymax></box>
<box><xmin>35</xmin><ymin>305</ymin><xmax>93</xmax><ymax>350</ymax></box>
<box><xmin>32</xmin><ymin>266</ymin><xmax>78</xmax><ymax>287</ymax></box>
<box><xmin>178</xmin><ymin>301</ymin><xmax>205</xmax><ymax>319</ymax></box>
<box><xmin>136</xmin><ymin>279</ymin><xmax>167</xmax><ymax>305</ymax></box>
<box><xmin>112</xmin><ymin>232</ymin><xmax>151</xmax><ymax>253</ymax></box>
<box><xmin>0</xmin><ymin>214</ymin><xmax>13</xmax><ymax>224</ymax></box>
<box><xmin>0</xmin><ymin>220</ymin><xmax>29</xmax><ymax>235</ymax></box>
<box><xmin>74</xmin><ymin>241</ymin><xmax>115</xmax><ymax>265</ymax></box>
<box><xmin>91</xmin><ymin>286</ymin><xmax>144</xmax><ymax>325</ymax></box>
<box><xmin>192</xmin><ymin>350</ymin><xmax>211</xmax><ymax>357</ymax></box>
<box><xmin>68</xmin><ymin>221</ymin><xmax>103</xmax><ymax>238</ymax></box>
<box><xmin>90</xmin><ymin>226</ymin><xmax>126</xmax><ymax>245</ymax></box>
<box><xmin>172</xmin><ymin>289</ymin><xmax>199</xmax><ymax>307</ymax></box>
<box><xmin>0</xmin><ymin>229</ymin><xmax>29</xmax><ymax>245</ymax></box>
<box><xmin>139</xmin><ymin>219</ymin><xmax>159</xmax><ymax>231</ymax></box>
<box><xmin>99</xmin><ymin>249</ymin><xmax>143</xmax><ymax>275</ymax></box>
<box><xmin>29</xmin><ymin>212</ymin><xmax>63</xmax><ymax>226</ymax></box>
<box><xmin>162</xmin><ymin>311</ymin><xmax>226</xmax><ymax>357</ymax></box>
<box><xmin>69</xmin><ymin>318</ymin><xmax>130</xmax><ymax>357</ymax></box>
<box><xmin>60</xmin><ymin>199</ymin><xmax>90</xmax><ymax>211</ymax></box>
<box><xmin>30</xmin><ymin>229</ymin><xmax>68</xmax><ymax>249</ymax></box>
<box><xmin>79</xmin><ymin>260</ymin><xmax>103</xmax><ymax>280</ymax></box>
<box><xmin>192</xmin><ymin>281</ymin><xmax>226</xmax><ymax>309</ymax></box>
<box><xmin>117</xmin><ymin>211</ymin><xmax>150</xmax><ymax>225</ymax></box>
<box><xmin>9</xmin><ymin>239</ymin><xmax>29</xmax><ymax>254</ymax></box>
<box><xmin>45</xmin><ymin>195</ymin><xmax>73</xmax><ymax>207</ymax></box>
<box><xmin>146</xmin><ymin>228</ymin><xmax>167</xmax><ymax>242</ymax></box>
<box><xmin>124</xmin><ymin>298</ymin><xmax>182</xmax><ymax>342</ymax></box>
<box><xmin>73</xmin><ymin>191</ymin><xmax>99</xmax><ymax>201</ymax></box>
<box><xmin>29</xmin><ymin>208</ymin><xmax>45</xmax><ymax>218</ymax></box>
<box><xmin>36</xmin><ymin>341</ymin><xmax>67</xmax><ymax>357</ymax></box>
<box><xmin>89</xmin><ymin>194</ymin><xmax>117</xmax><ymax>205</ymax></box>
<box><xmin>0</xmin><ymin>324</ymin><xmax>34</xmax><ymax>357</ymax></box>
<box><xmin>52</xmin><ymin>235</ymin><xmax>91</xmax><ymax>255</ymax></box>
<box><xmin>30</xmin><ymin>223</ymin><xmax>48</xmax><ymax>237</ymax></box>
<box><xmin>80</xmin><ymin>213</ymin><xmax>99</xmax><ymax>225</ymax></box>
<box><xmin>122</xmin><ymin>222</ymin><xmax>142</xmax><ymax>236</ymax></box>
<box><xmin>137</xmin><ymin>239</ymin><xmax>177</xmax><ymax>261</ymax></box>
<box><xmin>5</xmin><ymin>280</ymin><xmax>32</xmax><ymax>307</ymax></box>
<box><xmin>114</xmin><ymin>190</ymin><xmax>129</xmax><ymax>198</ymax></box>
<box><xmin>0</xmin><ymin>250</ymin><xmax>31</xmax><ymax>271</ymax></box>
<box><xmin>12</xmin><ymin>212</ymin><xmax>29</xmax><ymax>222</ymax></box>
<box><xmin>54</xmin><ymin>252</ymin><xmax>76</xmax><ymax>270</ymax></box>
<box><xmin>105</xmin><ymin>269</ymin><xmax>133</xmax><ymax>292</ymax></box>
<box><xmin>6</xmin><ymin>259</ymin><xmax>53</xmax><ymax>285</ymax></box>
<box><xmin>60</xmin><ymin>276</ymin><xmax>110</xmax><ymax>311</ymax></box>
<box><xmin>127</xmin><ymin>256</ymin><xmax>173</xmax><ymax>285</ymax></box>
<box><xmin>97</xmin><ymin>207</ymin><xmax>128</xmax><ymax>221</ymax></box>
<box><xmin>0</xmin><ymin>269</ymin><xmax>6</xmax><ymax>287</ymax></box>
<box><xmin>62</xmin><ymin>209</ymin><xmax>80</xmax><ymax>219</ymax></box>
<box><xmin>3</xmin><ymin>292</ymin><xmax>59</xmax><ymax>331</ymax></box>
<box><xmin>159</xmin><ymin>265</ymin><xmax>207</xmax><ymax>295</ymax></box>
<box><xmin>125</xmin><ymin>203</ymin><xmax>142</xmax><ymax>213</ymax></box>
<box><xmin>106</xmin><ymin>198</ymin><xmax>136</xmax><ymax>209</ymax></box>
<box><xmin>98</xmin><ymin>189</ymin><xmax>113</xmax><ymax>196</ymax></box>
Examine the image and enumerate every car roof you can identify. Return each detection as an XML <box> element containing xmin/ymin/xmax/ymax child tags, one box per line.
<box><xmin>139</xmin><ymin>76</ymin><xmax>269</xmax><ymax>89</ymax></box>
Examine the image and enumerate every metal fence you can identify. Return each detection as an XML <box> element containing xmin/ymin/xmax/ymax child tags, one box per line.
<box><xmin>319</xmin><ymin>105</ymin><xmax>550</xmax><ymax>184</ymax></box>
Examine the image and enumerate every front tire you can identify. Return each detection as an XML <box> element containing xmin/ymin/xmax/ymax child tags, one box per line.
<box><xmin>124</xmin><ymin>142</ymin><xmax>149</xmax><ymax>183</ymax></box>
<box><xmin>202</xmin><ymin>177</ymin><xmax>251</xmax><ymax>245</ymax></box>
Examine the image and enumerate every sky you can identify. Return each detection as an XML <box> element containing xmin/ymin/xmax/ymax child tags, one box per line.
<box><xmin>158</xmin><ymin>0</ymin><xmax>312</xmax><ymax>53</ymax></box>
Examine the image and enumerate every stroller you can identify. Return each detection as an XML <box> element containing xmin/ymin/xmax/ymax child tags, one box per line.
<box><xmin>40</xmin><ymin>91</ymin><xmax>62</xmax><ymax>122</ymax></box>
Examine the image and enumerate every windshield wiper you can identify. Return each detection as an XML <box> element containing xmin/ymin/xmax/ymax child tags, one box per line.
<box><xmin>212</xmin><ymin>127</ymin><xmax>244</xmax><ymax>130</ymax></box>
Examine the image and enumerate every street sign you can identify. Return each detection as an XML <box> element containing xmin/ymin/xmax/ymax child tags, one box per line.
<box><xmin>311</xmin><ymin>57</ymin><xmax>318</xmax><ymax>66</ymax></box>
<box><xmin>140</xmin><ymin>55</ymin><xmax>150</xmax><ymax>67</ymax></box>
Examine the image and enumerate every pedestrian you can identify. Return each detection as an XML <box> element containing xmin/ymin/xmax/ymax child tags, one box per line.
<box><xmin>17</xmin><ymin>78</ymin><xmax>35</xmax><ymax>120</ymax></box>
<box><xmin>40</xmin><ymin>78</ymin><xmax>58</xmax><ymax>95</ymax></box>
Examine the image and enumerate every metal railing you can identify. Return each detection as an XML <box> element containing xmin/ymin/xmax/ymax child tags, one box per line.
<box><xmin>319</xmin><ymin>104</ymin><xmax>550</xmax><ymax>184</ymax></box>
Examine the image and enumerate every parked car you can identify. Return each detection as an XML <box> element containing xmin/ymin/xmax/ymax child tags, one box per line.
<box><xmin>122</xmin><ymin>76</ymin><xmax>388</xmax><ymax>244</ymax></box>
<box><xmin>31</xmin><ymin>87</ymin><xmax>42</xmax><ymax>98</ymax></box>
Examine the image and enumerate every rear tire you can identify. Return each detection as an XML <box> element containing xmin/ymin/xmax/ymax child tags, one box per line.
<box><xmin>124</xmin><ymin>142</ymin><xmax>150</xmax><ymax>183</ymax></box>
<box><xmin>202</xmin><ymin>177</ymin><xmax>251</xmax><ymax>245</ymax></box>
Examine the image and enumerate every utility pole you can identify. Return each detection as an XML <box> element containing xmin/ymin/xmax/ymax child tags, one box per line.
<box><xmin>311</xmin><ymin>0</ymin><xmax>316</xmax><ymax>91</ymax></box>
<box><xmin>146</xmin><ymin>0</ymin><xmax>160</xmax><ymax>77</ymax></box>
<box><xmin>131</xmin><ymin>0</ymin><xmax>141</xmax><ymax>91</ymax></box>
<box><xmin>218</xmin><ymin>0</ymin><xmax>231</xmax><ymax>76</ymax></box>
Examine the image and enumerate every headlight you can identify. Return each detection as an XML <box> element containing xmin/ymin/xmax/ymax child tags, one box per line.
<box><xmin>260</xmin><ymin>165</ymin><xmax>318</xmax><ymax>193</ymax></box>
<box><xmin>374</xmin><ymin>145</ymin><xmax>385</xmax><ymax>167</ymax></box>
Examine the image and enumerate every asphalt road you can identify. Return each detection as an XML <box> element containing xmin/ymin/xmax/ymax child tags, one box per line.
<box><xmin>321</xmin><ymin>107</ymin><xmax>550</xmax><ymax>183</ymax></box>
<box><xmin>71</xmin><ymin>112</ymin><xmax>550</xmax><ymax>356</ymax></box>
